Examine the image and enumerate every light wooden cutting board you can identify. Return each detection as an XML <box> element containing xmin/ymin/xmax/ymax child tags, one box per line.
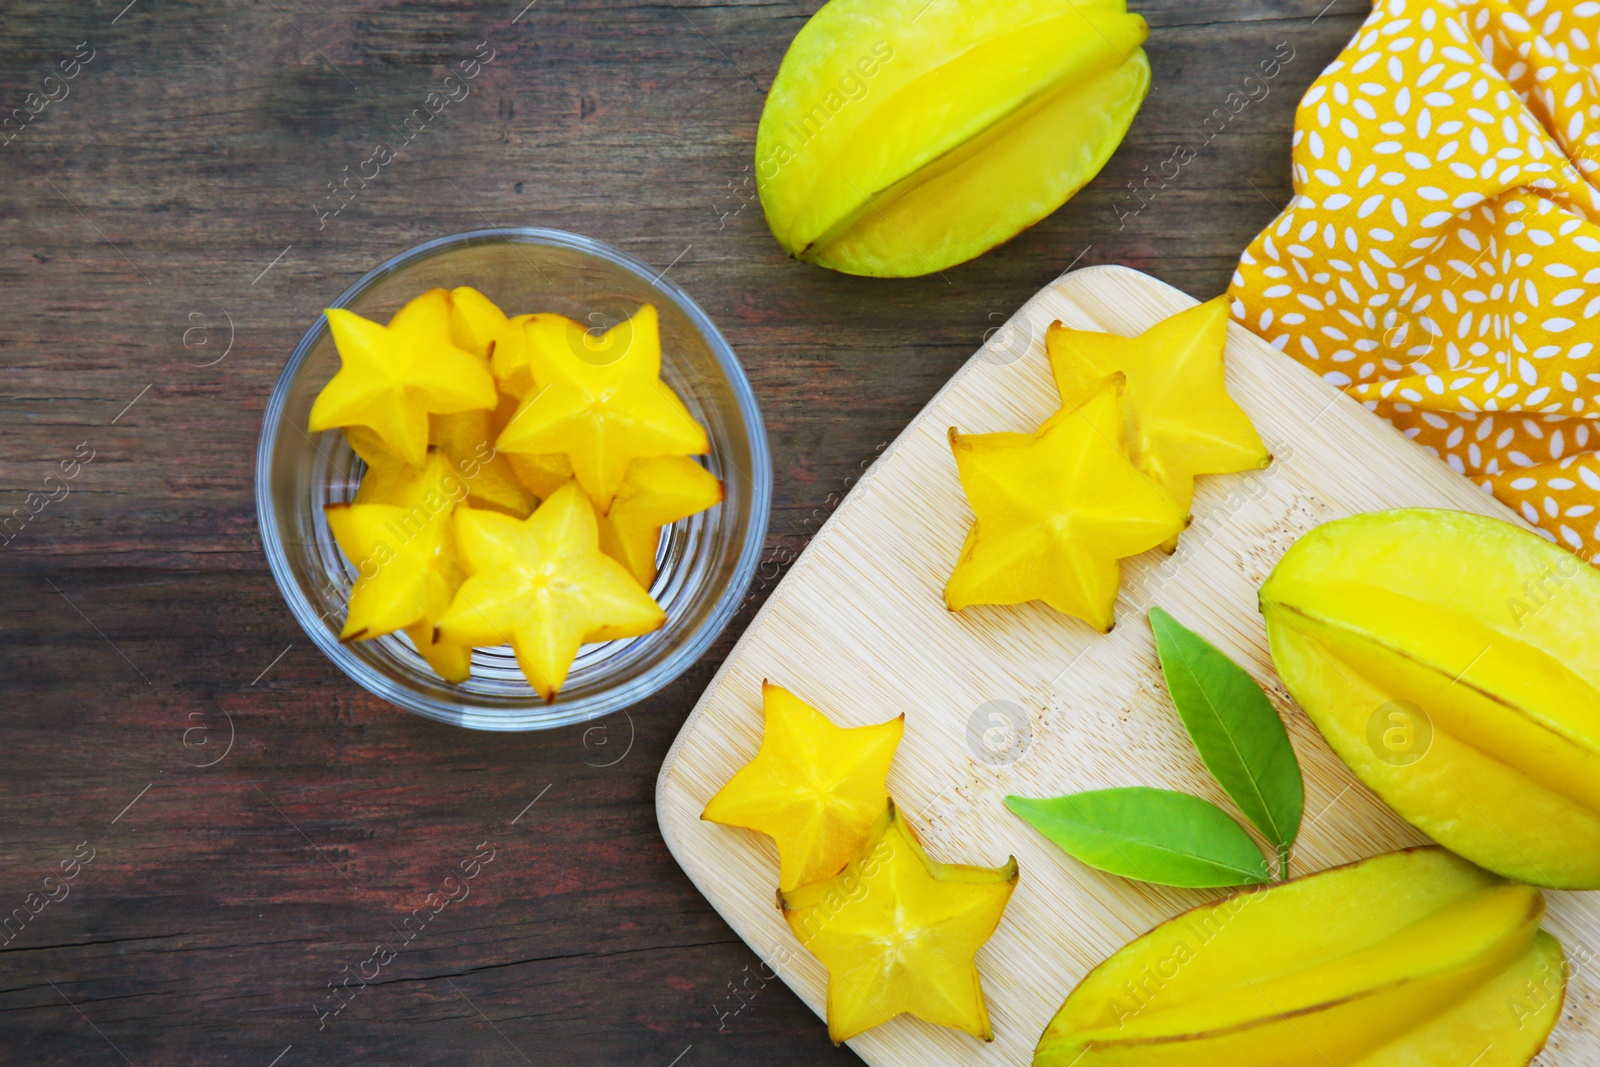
<box><xmin>656</xmin><ymin>265</ymin><xmax>1600</xmax><ymax>1065</ymax></box>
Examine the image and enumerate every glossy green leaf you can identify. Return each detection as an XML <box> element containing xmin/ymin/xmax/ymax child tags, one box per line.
<box><xmin>1150</xmin><ymin>606</ymin><xmax>1303</xmax><ymax>869</ymax></box>
<box><xmin>1005</xmin><ymin>788</ymin><xmax>1272</xmax><ymax>888</ymax></box>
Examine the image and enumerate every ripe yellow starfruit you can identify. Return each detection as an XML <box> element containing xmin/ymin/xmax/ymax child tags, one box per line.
<box><xmin>1035</xmin><ymin>847</ymin><xmax>1564</xmax><ymax>1066</ymax></box>
<box><xmin>309</xmin><ymin>289</ymin><xmax>497</xmax><ymax>467</ymax></box>
<box><xmin>1262</xmin><ymin>508</ymin><xmax>1600</xmax><ymax>889</ymax></box>
<box><xmin>702</xmin><ymin>682</ymin><xmax>904</xmax><ymax>892</ymax></box>
<box><xmin>756</xmin><ymin>0</ymin><xmax>1150</xmax><ymax>276</ymax></box>
<box><xmin>324</xmin><ymin>450</ymin><xmax>471</xmax><ymax>682</ymax></box>
<box><xmin>946</xmin><ymin>373</ymin><xmax>1188</xmax><ymax>631</ymax></box>
<box><xmin>1047</xmin><ymin>297</ymin><xmax>1270</xmax><ymax>550</ymax></box>
<box><xmin>781</xmin><ymin>800</ymin><xmax>1018</xmax><ymax>1044</ymax></box>
<box><xmin>448</xmin><ymin>285</ymin><xmax>536</xmax><ymax>398</ymax></box>
<box><xmin>346</xmin><ymin>425</ymin><xmax>414</xmax><ymax>506</ymax></box>
<box><xmin>507</xmin><ymin>451</ymin><xmax>575</xmax><ymax>502</ymax></box>
<box><xmin>347</xmin><ymin>404</ymin><xmax>532</xmax><ymax>520</ymax></box>
<box><xmin>429</xmin><ymin>395</ymin><xmax>535</xmax><ymax>519</ymax></box>
<box><xmin>597</xmin><ymin>455</ymin><xmax>724</xmax><ymax>587</ymax></box>
<box><xmin>497</xmin><ymin>305</ymin><xmax>709</xmax><ymax>511</ymax></box>
<box><xmin>436</xmin><ymin>480</ymin><xmax>666</xmax><ymax>701</ymax></box>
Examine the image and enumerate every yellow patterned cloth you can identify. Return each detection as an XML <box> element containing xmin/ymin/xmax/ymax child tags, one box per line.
<box><xmin>1229</xmin><ymin>0</ymin><xmax>1600</xmax><ymax>559</ymax></box>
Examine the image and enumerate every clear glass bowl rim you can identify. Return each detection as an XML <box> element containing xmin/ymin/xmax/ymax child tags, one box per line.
<box><xmin>254</xmin><ymin>227</ymin><xmax>772</xmax><ymax>731</ymax></box>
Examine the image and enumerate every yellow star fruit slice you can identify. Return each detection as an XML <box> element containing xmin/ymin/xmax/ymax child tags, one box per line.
<box><xmin>309</xmin><ymin>288</ymin><xmax>498</xmax><ymax>467</ymax></box>
<box><xmin>331</xmin><ymin>448</ymin><xmax>477</xmax><ymax>682</ymax></box>
<box><xmin>324</xmin><ymin>451</ymin><xmax>466</xmax><ymax>647</ymax></box>
<box><xmin>429</xmin><ymin>393</ymin><xmax>535</xmax><ymax>518</ymax></box>
<box><xmin>496</xmin><ymin>305</ymin><xmax>710</xmax><ymax>511</ymax></box>
<box><xmin>781</xmin><ymin>800</ymin><xmax>1018</xmax><ymax>1044</ymax></box>
<box><xmin>339</xmin><ymin>439</ymin><xmax>483</xmax><ymax>684</ymax></box>
<box><xmin>507</xmin><ymin>452</ymin><xmax>575</xmax><ymax>502</ymax></box>
<box><xmin>351</xmin><ymin>402</ymin><xmax>534</xmax><ymax>518</ymax></box>
<box><xmin>946</xmin><ymin>373</ymin><xmax>1188</xmax><ymax>632</ymax></box>
<box><xmin>437</xmin><ymin>480</ymin><xmax>666</xmax><ymax>701</ymax></box>
<box><xmin>448</xmin><ymin>285</ymin><xmax>537</xmax><ymax>400</ymax></box>
<box><xmin>1046</xmin><ymin>297</ymin><xmax>1270</xmax><ymax>551</ymax></box>
<box><xmin>402</xmin><ymin>620</ymin><xmax>473</xmax><ymax>685</ymax></box>
<box><xmin>346</xmin><ymin>425</ymin><xmax>415</xmax><ymax>505</ymax></box>
<box><xmin>702</xmin><ymin>682</ymin><xmax>904</xmax><ymax>892</ymax></box>
<box><xmin>597</xmin><ymin>455</ymin><xmax>724</xmax><ymax>587</ymax></box>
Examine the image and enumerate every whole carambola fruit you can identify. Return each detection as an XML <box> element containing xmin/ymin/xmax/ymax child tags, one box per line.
<box><xmin>1261</xmin><ymin>508</ymin><xmax>1600</xmax><ymax>889</ymax></box>
<box><xmin>1034</xmin><ymin>847</ymin><xmax>1564</xmax><ymax>1067</ymax></box>
<box><xmin>755</xmin><ymin>0</ymin><xmax>1150</xmax><ymax>277</ymax></box>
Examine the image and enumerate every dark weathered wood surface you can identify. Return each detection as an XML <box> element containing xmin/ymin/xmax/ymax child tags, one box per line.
<box><xmin>0</xmin><ymin>2</ymin><xmax>1362</xmax><ymax>1063</ymax></box>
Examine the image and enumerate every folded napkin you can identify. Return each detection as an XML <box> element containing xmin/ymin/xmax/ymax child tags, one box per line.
<box><xmin>1229</xmin><ymin>0</ymin><xmax>1600</xmax><ymax>558</ymax></box>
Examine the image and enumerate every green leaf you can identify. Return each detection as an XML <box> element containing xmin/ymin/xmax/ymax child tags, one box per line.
<box><xmin>1149</xmin><ymin>607</ymin><xmax>1303</xmax><ymax>868</ymax></box>
<box><xmin>1005</xmin><ymin>788</ymin><xmax>1272</xmax><ymax>888</ymax></box>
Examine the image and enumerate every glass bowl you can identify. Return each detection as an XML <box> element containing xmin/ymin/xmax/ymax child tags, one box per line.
<box><xmin>256</xmin><ymin>229</ymin><xmax>771</xmax><ymax>731</ymax></box>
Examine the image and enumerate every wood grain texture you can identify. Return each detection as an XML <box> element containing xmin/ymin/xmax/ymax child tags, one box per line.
<box><xmin>658</xmin><ymin>265</ymin><xmax>1600</xmax><ymax>1065</ymax></box>
<box><xmin>0</xmin><ymin>0</ymin><xmax>1394</xmax><ymax>1062</ymax></box>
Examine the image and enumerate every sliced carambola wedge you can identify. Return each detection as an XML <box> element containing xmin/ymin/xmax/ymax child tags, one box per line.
<box><xmin>1046</xmin><ymin>297</ymin><xmax>1269</xmax><ymax>551</ymax></box>
<box><xmin>945</xmin><ymin>373</ymin><xmax>1187</xmax><ymax>631</ymax></box>
<box><xmin>1035</xmin><ymin>847</ymin><xmax>1562</xmax><ymax>1067</ymax></box>
<box><xmin>448</xmin><ymin>285</ymin><xmax>535</xmax><ymax>397</ymax></box>
<box><xmin>436</xmin><ymin>480</ymin><xmax>665</xmax><ymax>701</ymax></box>
<box><xmin>324</xmin><ymin>450</ymin><xmax>467</xmax><ymax>650</ymax></box>
<box><xmin>702</xmin><ymin>682</ymin><xmax>903</xmax><ymax>892</ymax></box>
<box><xmin>310</xmin><ymin>288</ymin><xmax>496</xmax><ymax>467</ymax></box>
<box><xmin>781</xmin><ymin>801</ymin><xmax>1018</xmax><ymax>1044</ymax></box>
<box><xmin>496</xmin><ymin>305</ymin><xmax>709</xmax><ymax>511</ymax></box>
<box><xmin>597</xmin><ymin>455</ymin><xmax>723</xmax><ymax>587</ymax></box>
<box><xmin>348</xmin><ymin>405</ymin><xmax>532</xmax><ymax>520</ymax></box>
<box><xmin>507</xmin><ymin>451</ymin><xmax>575</xmax><ymax>502</ymax></box>
<box><xmin>429</xmin><ymin>394</ymin><xmax>535</xmax><ymax>519</ymax></box>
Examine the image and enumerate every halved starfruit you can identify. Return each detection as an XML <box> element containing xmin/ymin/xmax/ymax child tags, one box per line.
<box><xmin>1036</xmin><ymin>847</ymin><xmax>1563</xmax><ymax>1066</ymax></box>
<box><xmin>1262</xmin><ymin>508</ymin><xmax>1600</xmax><ymax>889</ymax></box>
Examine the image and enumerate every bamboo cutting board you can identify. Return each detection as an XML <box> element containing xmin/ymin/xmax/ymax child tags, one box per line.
<box><xmin>656</xmin><ymin>265</ymin><xmax>1600</xmax><ymax>1065</ymax></box>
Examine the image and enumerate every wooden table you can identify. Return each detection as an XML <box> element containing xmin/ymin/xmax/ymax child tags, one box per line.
<box><xmin>0</xmin><ymin>1</ymin><xmax>1364</xmax><ymax>1062</ymax></box>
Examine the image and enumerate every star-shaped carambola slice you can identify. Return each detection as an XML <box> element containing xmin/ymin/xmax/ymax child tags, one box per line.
<box><xmin>448</xmin><ymin>285</ymin><xmax>537</xmax><ymax>399</ymax></box>
<box><xmin>507</xmin><ymin>452</ymin><xmax>574</xmax><ymax>501</ymax></box>
<box><xmin>1046</xmin><ymin>297</ymin><xmax>1269</xmax><ymax>550</ymax></box>
<box><xmin>324</xmin><ymin>451</ymin><xmax>466</xmax><ymax>646</ymax></box>
<box><xmin>403</xmin><ymin>619</ymin><xmax>473</xmax><ymax>684</ymax></box>
<box><xmin>436</xmin><ymin>480</ymin><xmax>666</xmax><ymax>701</ymax></box>
<box><xmin>597</xmin><ymin>455</ymin><xmax>724</xmax><ymax>587</ymax></box>
<box><xmin>781</xmin><ymin>801</ymin><xmax>1018</xmax><ymax>1044</ymax></box>
<box><xmin>496</xmin><ymin>305</ymin><xmax>710</xmax><ymax>511</ymax></box>
<box><xmin>430</xmin><ymin>393</ymin><xmax>535</xmax><ymax>518</ymax></box>
<box><xmin>701</xmin><ymin>683</ymin><xmax>904</xmax><ymax>892</ymax></box>
<box><xmin>351</xmin><ymin>400</ymin><xmax>535</xmax><ymax>518</ymax></box>
<box><xmin>346</xmin><ymin>425</ymin><xmax>414</xmax><ymax>505</ymax></box>
<box><xmin>945</xmin><ymin>374</ymin><xmax>1188</xmax><ymax>633</ymax></box>
<box><xmin>310</xmin><ymin>288</ymin><xmax>498</xmax><ymax>467</ymax></box>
